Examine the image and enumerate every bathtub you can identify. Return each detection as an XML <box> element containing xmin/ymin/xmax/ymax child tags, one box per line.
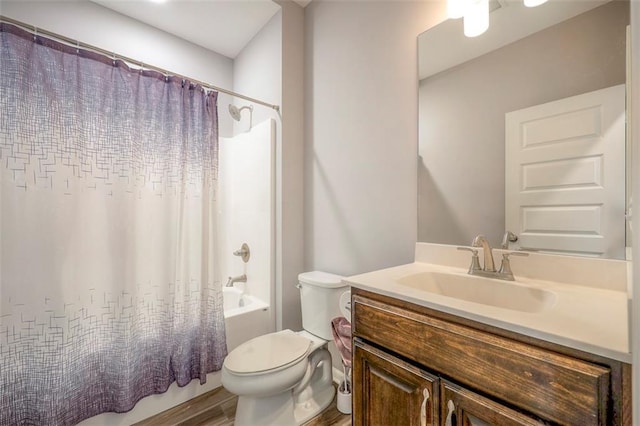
<box><xmin>223</xmin><ymin>287</ymin><xmax>270</xmax><ymax>352</ymax></box>
<box><xmin>81</xmin><ymin>287</ymin><xmax>272</xmax><ymax>426</ymax></box>
<box><xmin>223</xmin><ymin>286</ymin><xmax>268</xmax><ymax>318</ymax></box>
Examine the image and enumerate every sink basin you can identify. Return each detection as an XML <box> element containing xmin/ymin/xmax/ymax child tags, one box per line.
<box><xmin>397</xmin><ymin>271</ymin><xmax>556</xmax><ymax>313</ymax></box>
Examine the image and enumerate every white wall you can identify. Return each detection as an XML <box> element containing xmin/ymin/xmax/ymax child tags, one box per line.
<box><xmin>233</xmin><ymin>11</ymin><xmax>282</xmax><ymax>135</ymax></box>
<box><xmin>304</xmin><ymin>0</ymin><xmax>446</xmax><ymax>276</ymax></box>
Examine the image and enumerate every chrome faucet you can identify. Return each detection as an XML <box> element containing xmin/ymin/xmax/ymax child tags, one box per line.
<box><xmin>226</xmin><ymin>274</ymin><xmax>247</xmax><ymax>287</ymax></box>
<box><xmin>457</xmin><ymin>235</ymin><xmax>529</xmax><ymax>281</ymax></box>
<box><xmin>472</xmin><ymin>235</ymin><xmax>496</xmax><ymax>272</ymax></box>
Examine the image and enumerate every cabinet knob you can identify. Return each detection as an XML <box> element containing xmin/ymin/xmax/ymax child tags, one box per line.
<box><xmin>445</xmin><ymin>400</ymin><xmax>456</xmax><ymax>426</ymax></box>
<box><xmin>420</xmin><ymin>388</ymin><xmax>430</xmax><ymax>426</ymax></box>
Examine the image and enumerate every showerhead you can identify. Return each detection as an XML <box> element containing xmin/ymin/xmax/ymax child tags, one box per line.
<box><xmin>229</xmin><ymin>104</ymin><xmax>252</xmax><ymax>122</ymax></box>
<box><xmin>229</xmin><ymin>104</ymin><xmax>242</xmax><ymax>121</ymax></box>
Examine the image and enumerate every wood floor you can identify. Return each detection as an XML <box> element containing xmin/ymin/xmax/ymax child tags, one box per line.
<box><xmin>134</xmin><ymin>386</ymin><xmax>351</xmax><ymax>426</ymax></box>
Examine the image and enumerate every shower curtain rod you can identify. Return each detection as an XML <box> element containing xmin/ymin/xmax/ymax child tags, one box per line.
<box><xmin>0</xmin><ymin>15</ymin><xmax>281</xmax><ymax>113</ymax></box>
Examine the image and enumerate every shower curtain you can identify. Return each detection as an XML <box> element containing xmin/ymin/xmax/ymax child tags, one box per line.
<box><xmin>0</xmin><ymin>23</ymin><xmax>227</xmax><ymax>425</ymax></box>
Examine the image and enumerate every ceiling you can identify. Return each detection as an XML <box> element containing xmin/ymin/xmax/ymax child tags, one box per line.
<box><xmin>91</xmin><ymin>0</ymin><xmax>285</xmax><ymax>59</ymax></box>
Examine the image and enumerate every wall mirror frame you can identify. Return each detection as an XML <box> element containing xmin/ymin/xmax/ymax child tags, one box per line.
<box><xmin>417</xmin><ymin>0</ymin><xmax>631</xmax><ymax>260</ymax></box>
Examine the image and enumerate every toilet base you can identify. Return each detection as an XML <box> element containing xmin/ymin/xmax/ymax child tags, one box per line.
<box><xmin>293</xmin><ymin>378</ymin><xmax>335</xmax><ymax>424</ymax></box>
<box><xmin>234</xmin><ymin>392</ymin><xmax>296</xmax><ymax>426</ymax></box>
<box><xmin>232</xmin><ymin>351</ymin><xmax>335</xmax><ymax>426</ymax></box>
<box><xmin>233</xmin><ymin>382</ymin><xmax>335</xmax><ymax>426</ymax></box>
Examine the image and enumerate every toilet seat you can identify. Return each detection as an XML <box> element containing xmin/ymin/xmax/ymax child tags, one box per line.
<box><xmin>224</xmin><ymin>330</ymin><xmax>311</xmax><ymax>376</ymax></box>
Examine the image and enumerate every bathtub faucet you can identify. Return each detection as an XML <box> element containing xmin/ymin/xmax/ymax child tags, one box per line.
<box><xmin>226</xmin><ymin>274</ymin><xmax>247</xmax><ymax>287</ymax></box>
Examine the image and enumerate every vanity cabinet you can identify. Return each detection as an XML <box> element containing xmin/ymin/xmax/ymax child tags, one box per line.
<box><xmin>352</xmin><ymin>288</ymin><xmax>631</xmax><ymax>426</ymax></box>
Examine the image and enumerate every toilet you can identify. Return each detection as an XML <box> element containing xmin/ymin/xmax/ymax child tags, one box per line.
<box><xmin>221</xmin><ymin>271</ymin><xmax>348</xmax><ymax>426</ymax></box>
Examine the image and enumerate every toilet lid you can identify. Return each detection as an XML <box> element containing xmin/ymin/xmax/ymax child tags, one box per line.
<box><xmin>224</xmin><ymin>331</ymin><xmax>311</xmax><ymax>374</ymax></box>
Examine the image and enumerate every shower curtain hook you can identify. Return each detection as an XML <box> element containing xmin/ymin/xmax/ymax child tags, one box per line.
<box><xmin>33</xmin><ymin>26</ymin><xmax>37</xmax><ymax>41</ymax></box>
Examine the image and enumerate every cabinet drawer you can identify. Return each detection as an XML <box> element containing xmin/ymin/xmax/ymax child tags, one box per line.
<box><xmin>353</xmin><ymin>295</ymin><xmax>611</xmax><ymax>425</ymax></box>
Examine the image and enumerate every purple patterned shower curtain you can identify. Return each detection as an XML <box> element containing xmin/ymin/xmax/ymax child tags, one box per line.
<box><xmin>0</xmin><ymin>23</ymin><xmax>227</xmax><ymax>425</ymax></box>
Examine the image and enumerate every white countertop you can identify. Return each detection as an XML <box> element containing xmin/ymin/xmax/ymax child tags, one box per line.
<box><xmin>346</xmin><ymin>260</ymin><xmax>631</xmax><ymax>363</ymax></box>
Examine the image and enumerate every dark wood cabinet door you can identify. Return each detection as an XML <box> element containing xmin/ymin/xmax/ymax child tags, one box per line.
<box><xmin>353</xmin><ymin>340</ymin><xmax>438</xmax><ymax>426</ymax></box>
<box><xmin>440</xmin><ymin>380</ymin><xmax>544</xmax><ymax>426</ymax></box>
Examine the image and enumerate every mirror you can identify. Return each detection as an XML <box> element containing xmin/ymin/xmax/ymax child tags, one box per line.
<box><xmin>418</xmin><ymin>0</ymin><xmax>630</xmax><ymax>259</ymax></box>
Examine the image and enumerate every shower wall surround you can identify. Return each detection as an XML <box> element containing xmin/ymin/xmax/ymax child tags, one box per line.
<box><xmin>219</xmin><ymin>119</ymin><xmax>275</xmax><ymax>315</ymax></box>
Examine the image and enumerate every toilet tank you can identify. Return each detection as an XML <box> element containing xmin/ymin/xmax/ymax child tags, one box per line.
<box><xmin>298</xmin><ymin>271</ymin><xmax>348</xmax><ymax>340</ymax></box>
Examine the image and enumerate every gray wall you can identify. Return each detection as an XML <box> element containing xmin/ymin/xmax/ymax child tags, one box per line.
<box><xmin>277</xmin><ymin>0</ymin><xmax>305</xmax><ymax>332</ymax></box>
<box><xmin>418</xmin><ymin>1</ymin><xmax>629</xmax><ymax>248</ymax></box>
<box><xmin>304</xmin><ymin>0</ymin><xmax>446</xmax><ymax>276</ymax></box>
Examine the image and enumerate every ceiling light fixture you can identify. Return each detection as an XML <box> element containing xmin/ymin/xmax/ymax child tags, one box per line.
<box><xmin>523</xmin><ymin>0</ymin><xmax>548</xmax><ymax>7</ymax></box>
<box><xmin>463</xmin><ymin>0</ymin><xmax>489</xmax><ymax>37</ymax></box>
<box><xmin>448</xmin><ymin>0</ymin><xmax>468</xmax><ymax>19</ymax></box>
<box><xmin>447</xmin><ymin>0</ymin><xmax>489</xmax><ymax>38</ymax></box>
<box><xmin>448</xmin><ymin>0</ymin><xmax>546</xmax><ymax>38</ymax></box>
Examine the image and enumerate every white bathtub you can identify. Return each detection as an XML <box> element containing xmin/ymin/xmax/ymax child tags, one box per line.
<box><xmin>223</xmin><ymin>287</ymin><xmax>268</xmax><ymax>319</ymax></box>
<box><xmin>82</xmin><ymin>288</ymin><xmax>272</xmax><ymax>426</ymax></box>
<box><xmin>223</xmin><ymin>287</ymin><xmax>271</xmax><ymax>352</ymax></box>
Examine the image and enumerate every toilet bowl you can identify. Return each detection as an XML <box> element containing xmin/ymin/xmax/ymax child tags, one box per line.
<box><xmin>222</xmin><ymin>330</ymin><xmax>314</xmax><ymax>398</ymax></box>
<box><xmin>221</xmin><ymin>271</ymin><xmax>348</xmax><ymax>426</ymax></box>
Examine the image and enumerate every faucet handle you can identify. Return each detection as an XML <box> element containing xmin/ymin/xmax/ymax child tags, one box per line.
<box><xmin>498</xmin><ymin>251</ymin><xmax>529</xmax><ymax>278</ymax></box>
<box><xmin>457</xmin><ymin>247</ymin><xmax>482</xmax><ymax>274</ymax></box>
<box><xmin>501</xmin><ymin>231</ymin><xmax>518</xmax><ymax>249</ymax></box>
<box><xmin>471</xmin><ymin>234</ymin><xmax>486</xmax><ymax>247</ymax></box>
<box><xmin>233</xmin><ymin>243</ymin><xmax>250</xmax><ymax>263</ymax></box>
